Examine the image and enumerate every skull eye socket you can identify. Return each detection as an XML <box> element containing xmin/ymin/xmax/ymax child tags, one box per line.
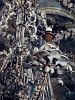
<box><xmin>44</xmin><ymin>56</ymin><xmax>50</xmax><ymax>64</ymax></box>
<box><xmin>52</xmin><ymin>58</ymin><xmax>58</xmax><ymax>64</ymax></box>
<box><xmin>56</xmin><ymin>64</ymin><xmax>63</xmax><ymax>69</ymax></box>
<box><xmin>30</xmin><ymin>16</ymin><xmax>35</xmax><ymax>21</ymax></box>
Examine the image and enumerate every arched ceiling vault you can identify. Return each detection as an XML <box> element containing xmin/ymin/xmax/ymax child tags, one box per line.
<box><xmin>36</xmin><ymin>0</ymin><xmax>75</xmax><ymax>28</ymax></box>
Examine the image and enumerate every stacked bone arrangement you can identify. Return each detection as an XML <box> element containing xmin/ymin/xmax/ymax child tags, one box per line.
<box><xmin>0</xmin><ymin>0</ymin><xmax>73</xmax><ymax>100</ymax></box>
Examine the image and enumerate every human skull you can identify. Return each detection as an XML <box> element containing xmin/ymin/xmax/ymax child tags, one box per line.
<box><xmin>56</xmin><ymin>55</ymin><xmax>69</xmax><ymax>67</ymax></box>
<box><xmin>48</xmin><ymin>49</ymin><xmax>62</xmax><ymax>64</ymax></box>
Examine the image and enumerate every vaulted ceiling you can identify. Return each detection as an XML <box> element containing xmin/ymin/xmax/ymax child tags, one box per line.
<box><xmin>36</xmin><ymin>0</ymin><xmax>75</xmax><ymax>28</ymax></box>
